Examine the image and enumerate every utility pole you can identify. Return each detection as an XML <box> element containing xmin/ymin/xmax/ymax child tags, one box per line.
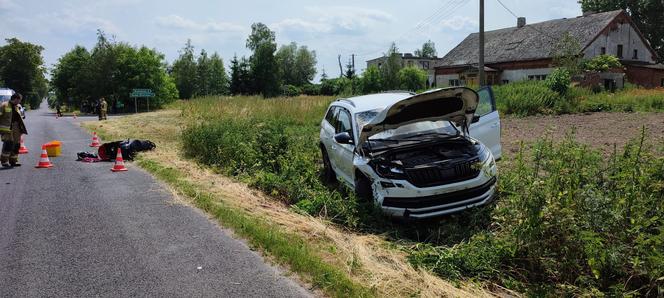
<box><xmin>338</xmin><ymin>55</ymin><xmax>344</xmax><ymax>77</ymax></box>
<box><xmin>479</xmin><ymin>0</ymin><xmax>486</xmax><ymax>86</ymax></box>
<box><xmin>351</xmin><ymin>54</ymin><xmax>355</xmax><ymax>71</ymax></box>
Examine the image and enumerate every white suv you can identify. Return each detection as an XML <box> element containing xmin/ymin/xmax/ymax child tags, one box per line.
<box><xmin>319</xmin><ymin>87</ymin><xmax>501</xmax><ymax>219</ymax></box>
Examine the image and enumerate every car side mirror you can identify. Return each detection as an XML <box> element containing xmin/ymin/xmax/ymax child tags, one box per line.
<box><xmin>334</xmin><ymin>132</ymin><xmax>353</xmax><ymax>145</ymax></box>
<box><xmin>471</xmin><ymin>115</ymin><xmax>480</xmax><ymax>123</ymax></box>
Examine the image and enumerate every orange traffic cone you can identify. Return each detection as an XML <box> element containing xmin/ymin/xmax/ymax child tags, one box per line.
<box><xmin>89</xmin><ymin>131</ymin><xmax>101</xmax><ymax>147</ymax></box>
<box><xmin>111</xmin><ymin>147</ymin><xmax>128</xmax><ymax>172</ymax></box>
<box><xmin>35</xmin><ymin>146</ymin><xmax>53</xmax><ymax>168</ymax></box>
<box><xmin>18</xmin><ymin>135</ymin><xmax>28</xmax><ymax>154</ymax></box>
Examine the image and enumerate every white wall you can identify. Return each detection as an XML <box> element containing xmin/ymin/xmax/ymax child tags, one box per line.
<box><xmin>584</xmin><ymin>22</ymin><xmax>655</xmax><ymax>63</ymax></box>
<box><xmin>501</xmin><ymin>68</ymin><xmax>554</xmax><ymax>82</ymax></box>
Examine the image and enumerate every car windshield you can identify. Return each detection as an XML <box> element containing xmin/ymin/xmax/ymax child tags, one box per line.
<box><xmin>355</xmin><ymin>108</ymin><xmax>460</xmax><ymax>147</ymax></box>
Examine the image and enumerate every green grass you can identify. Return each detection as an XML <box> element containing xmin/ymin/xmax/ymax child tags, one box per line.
<box><xmin>493</xmin><ymin>81</ymin><xmax>664</xmax><ymax>116</ymax></box>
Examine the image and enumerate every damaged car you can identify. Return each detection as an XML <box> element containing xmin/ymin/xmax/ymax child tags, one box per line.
<box><xmin>319</xmin><ymin>86</ymin><xmax>501</xmax><ymax>219</ymax></box>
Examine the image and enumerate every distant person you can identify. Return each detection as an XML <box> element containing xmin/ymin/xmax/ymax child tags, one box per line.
<box><xmin>0</xmin><ymin>93</ymin><xmax>28</xmax><ymax>167</ymax></box>
<box><xmin>98</xmin><ymin>97</ymin><xmax>108</xmax><ymax>120</ymax></box>
<box><xmin>56</xmin><ymin>104</ymin><xmax>62</xmax><ymax>118</ymax></box>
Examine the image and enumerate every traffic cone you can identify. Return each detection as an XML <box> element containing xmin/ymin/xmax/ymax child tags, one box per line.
<box><xmin>89</xmin><ymin>132</ymin><xmax>101</xmax><ymax>147</ymax></box>
<box><xmin>18</xmin><ymin>135</ymin><xmax>28</xmax><ymax>154</ymax></box>
<box><xmin>111</xmin><ymin>147</ymin><xmax>128</xmax><ymax>172</ymax></box>
<box><xmin>35</xmin><ymin>146</ymin><xmax>53</xmax><ymax>168</ymax></box>
<box><xmin>73</xmin><ymin>113</ymin><xmax>77</xmax><ymax>119</ymax></box>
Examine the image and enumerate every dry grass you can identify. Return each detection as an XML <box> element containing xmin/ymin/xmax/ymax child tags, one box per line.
<box><xmin>82</xmin><ymin>106</ymin><xmax>496</xmax><ymax>298</ymax></box>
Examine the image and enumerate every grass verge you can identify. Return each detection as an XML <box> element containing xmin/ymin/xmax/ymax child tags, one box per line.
<box><xmin>135</xmin><ymin>157</ymin><xmax>372</xmax><ymax>298</ymax></box>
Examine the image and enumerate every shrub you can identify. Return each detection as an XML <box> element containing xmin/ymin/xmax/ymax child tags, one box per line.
<box><xmin>301</xmin><ymin>84</ymin><xmax>321</xmax><ymax>95</ymax></box>
<box><xmin>281</xmin><ymin>84</ymin><xmax>301</xmax><ymax>97</ymax></box>
<box><xmin>492</xmin><ymin>80</ymin><xmax>561</xmax><ymax>116</ymax></box>
<box><xmin>545</xmin><ymin>67</ymin><xmax>571</xmax><ymax>95</ymax></box>
<box><xmin>408</xmin><ymin>133</ymin><xmax>664</xmax><ymax>296</ymax></box>
<box><xmin>398</xmin><ymin>67</ymin><xmax>427</xmax><ymax>92</ymax></box>
<box><xmin>582</xmin><ymin>55</ymin><xmax>622</xmax><ymax>72</ymax></box>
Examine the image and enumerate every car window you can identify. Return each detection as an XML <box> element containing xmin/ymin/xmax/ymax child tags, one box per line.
<box><xmin>476</xmin><ymin>88</ymin><xmax>495</xmax><ymax>117</ymax></box>
<box><xmin>324</xmin><ymin>106</ymin><xmax>337</xmax><ymax>127</ymax></box>
<box><xmin>335</xmin><ymin>109</ymin><xmax>353</xmax><ymax>135</ymax></box>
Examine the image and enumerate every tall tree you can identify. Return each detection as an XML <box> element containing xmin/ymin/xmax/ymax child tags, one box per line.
<box><xmin>579</xmin><ymin>0</ymin><xmax>664</xmax><ymax>62</ymax></box>
<box><xmin>275</xmin><ymin>42</ymin><xmax>297</xmax><ymax>85</ymax></box>
<box><xmin>51</xmin><ymin>45</ymin><xmax>91</xmax><ymax>108</ymax></box>
<box><xmin>208</xmin><ymin>52</ymin><xmax>228</xmax><ymax>95</ymax></box>
<box><xmin>414</xmin><ymin>40</ymin><xmax>437</xmax><ymax>58</ymax></box>
<box><xmin>0</xmin><ymin>38</ymin><xmax>48</xmax><ymax>108</ymax></box>
<box><xmin>246</xmin><ymin>23</ymin><xmax>279</xmax><ymax>97</ymax></box>
<box><xmin>171</xmin><ymin>39</ymin><xmax>197</xmax><ymax>99</ymax></box>
<box><xmin>229</xmin><ymin>54</ymin><xmax>241</xmax><ymax>95</ymax></box>
<box><xmin>196</xmin><ymin>49</ymin><xmax>211</xmax><ymax>96</ymax></box>
<box><xmin>294</xmin><ymin>46</ymin><xmax>317</xmax><ymax>85</ymax></box>
<box><xmin>381</xmin><ymin>42</ymin><xmax>402</xmax><ymax>90</ymax></box>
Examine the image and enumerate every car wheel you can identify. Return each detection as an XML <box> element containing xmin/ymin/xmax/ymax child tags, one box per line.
<box><xmin>321</xmin><ymin>147</ymin><xmax>336</xmax><ymax>183</ymax></box>
<box><xmin>354</xmin><ymin>171</ymin><xmax>374</xmax><ymax>202</ymax></box>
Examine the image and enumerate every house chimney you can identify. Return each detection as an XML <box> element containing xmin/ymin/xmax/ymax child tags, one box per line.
<box><xmin>517</xmin><ymin>17</ymin><xmax>526</xmax><ymax>28</ymax></box>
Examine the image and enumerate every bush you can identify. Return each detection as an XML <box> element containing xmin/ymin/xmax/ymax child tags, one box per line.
<box><xmin>408</xmin><ymin>133</ymin><xmax>664</xmax><ymax>296</ymax></box>
<box><xmin>301</xmin><ymin>84</ymin><xmax>321</xmax><ymax>96</ymax></box>
<box><xmin>493</xmin><ymin>80</ymin><xmax>561</xmax><ymax>116</ymax></box>
<box><xmin>281</xmin><ymin>84</ymin><xmax>301</xmax><ymax>97</ymax></box>
<box><xmin>545</xmin><ymin>67</ymin><xmax>571</xmax><ymax>95</ymax></box>
<box><xmin>398</xmin><ymin>67</ymin><xmax>427</xmax><ymax>92</ymax></box>
<box><xmin>582</xmin><ymin>55</ymin><xmax>622</xmax><ymax>72</ymax></box>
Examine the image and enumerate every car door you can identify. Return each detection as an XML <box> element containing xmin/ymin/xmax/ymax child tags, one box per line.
<box><xmin>331</xmin><ymin>108</ymin><xmax>355</xmax><ymax>185</ymax></box>
<box><xmin>321</xmin><ymin>106</ymin><xmax>338</xmax><ymax>162</ymax></box>
<box><xmin>470</xmin><ymin>87</ymin><xmax>502</xmax><ymax>159</ymax></box>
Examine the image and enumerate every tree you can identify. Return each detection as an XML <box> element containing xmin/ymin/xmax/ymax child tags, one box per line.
<box><xmin>361</xmin><ymin>65</ymin><xmax>382</xmax><ymax>93</ymax></box>
<box><xmin>344</xmin><ymin>59</ymin><xmax>356</xmax><ymax>79</ymax></box>
<box><xmin>229</xmin><ymin>54</ymin><xmax>241</xmax><ymax>95</ymax></box>
<box><xmin>246</xmin><ymin>23</ymin><xmax>279</xmax><ymax>97</ymax></box>
<box><xmin>275</xmin><ymin>42</ymin><xmax>297</xmax><ymax>85</ymax></box>
<box><xmin>208</xmin><ymin>52</ymin><xmax>228</xmax><ymax>95</ymax></box>
<box><xmin>414</xmin><ymin>40</ymin><xmax>437</xmax><ymax>58</ymax></box>
<box><xmin>381</xmin><ymin>42</ymin><xmax>402</xmax><ymax>90</ymax></box>
<box><xmin>196</xmin><ymin>49</ymin><xmax>211</xmax><ymax>96</ymax></box>
<box><xmin>51</xmin><ymin>45</ymin><xmax>90</xmax><ymax>109</ymax></box>
<box><xmin>582</xmin><ymin>54</ymin><xmax>622</xmax><ymax>72</ymax></box>
<box><xmin>171</xmin><ymin>39</ymin><xmax>197</xmax><ymax>99</ymax></box>
<box><xmin>579</xmin><ymin>0</ymin><xmax>664</xmax><ymax>62</ymax></box>
<box><xmin>552</xmin><ymin>32</ymin><xmax>583</xmax><ymax>75</ymax></box>
<box><xmin>0</xmin><ymin>38</ymin><xmax>48</xmax><ymax>109</ymax></box>
<box><xmin>398</xmin><ymin>67</ymin><xmax>427</xmax><ymax>91</ymax></box>
<box><xmin>51</xmin><ymin>34</ymin><xmax>177</xmax><ymax>112</ymax></box>
<box><xmin>293</xmin><ymin>46</ymin><xmax>316</xmax><ymax>85</ymax></box>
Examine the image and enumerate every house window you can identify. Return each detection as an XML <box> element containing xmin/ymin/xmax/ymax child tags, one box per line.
<box><xmin>449</xmin><ymin>79</ymin><xmax>461</xmax><ymax>86</ymax></box>
<box><xmin>600</xmin><ymin>47</ymin><xmax>606</xmax><ymax>55</ymax></box>
<box><xmin>617</xmin><ymin>44</ymin><xmax>623</xmax><ymax>58</ymax></box>
<box><xmin>633</xmin><ymin>49</ymin><xmax>638</xmax><ymax>59</ymax></box>
<box><xmin>421</xmin><ymin>61</ymin><xmax>430</xmax><ymax>69</ymax></box>
<box><xmin>528</xmin><ymin>75</ymin><xmax>547</xmax><ymax>81</ymax></box>
<box><xmin>661</xmin><ymin>78</ymin><xmax>664</xmax><ymax>87</ymax></box>
<box><xmin>501</xmin><ymin>79</ymin><xmax>510</xmax><ymax>84</ymax></box>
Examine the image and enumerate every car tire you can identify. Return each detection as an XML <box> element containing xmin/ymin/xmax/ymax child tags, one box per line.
<box><xmin>354</xmin><ymin>171</ymin><xmax>374</xmax><ymax>202</ymax></box>
<box><xmin>321</xmin><ymin>147</ymin><xmax>336</xmax><ymax>183</ymax></box>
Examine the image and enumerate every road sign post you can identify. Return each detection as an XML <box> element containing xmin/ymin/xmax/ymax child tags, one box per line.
<box><xmin>129</xmin><ymin>89</ymin><xmax>155</xmax><ymax>113</ymax></box>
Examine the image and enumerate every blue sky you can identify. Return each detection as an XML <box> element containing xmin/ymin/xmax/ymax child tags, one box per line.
<box><xmin>1</xmin><ymin>0</ymin><xmax>582</xmax><ymax>81</ymax></box>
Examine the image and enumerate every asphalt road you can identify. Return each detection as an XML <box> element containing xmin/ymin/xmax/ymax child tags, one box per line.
<box><xmin>0</xmin><ymin>102</ymin><xmax>311</xmax><ymax>297</ymax></box>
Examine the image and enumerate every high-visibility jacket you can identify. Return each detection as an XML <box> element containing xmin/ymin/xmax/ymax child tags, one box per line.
<box><xmin>0</xmin><ymin>102</ymin><xmax>27</xmax><ymax>135</ymax></box>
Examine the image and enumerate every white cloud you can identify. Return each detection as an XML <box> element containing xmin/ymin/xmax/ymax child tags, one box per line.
<box><xmin>0</xmin><ymin>0</ymin><xmax>17</xmax><ymax>11</ymax></box>
<box><xmin>273</xmin><ymin>6</ymin><xmax>393</xmax><ymax>36</ymax></box>
<box><xmin>437</xmin><ymin>16</ymin><xmax>478</xmax><ymax>31</ymax></box>
<box><xmin>272</xmin><ymin>18</ymin><xmax>332</xmax><ymax>34</ymax></box>
<box><xmin>155</xmin><ymin>14</ymin><xmax>246</xmax><ymax>34</ymax></box>
<box><xmin>6</xmin><ymin>8</ymin><xmax>119</xmax><ymax>35</ymax></box>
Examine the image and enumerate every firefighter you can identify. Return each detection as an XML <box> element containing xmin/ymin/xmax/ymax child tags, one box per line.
<box><xmin>0</xmin><ymin>93</ymin><xmax>28</xmax><ymax>167</ymax></box>
<box><xmin>98</xmin><ymin>97</ymin><xmax>108</xmax><ymax>120</ymax></box>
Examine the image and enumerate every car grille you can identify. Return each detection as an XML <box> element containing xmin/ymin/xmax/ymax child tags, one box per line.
<box><xmin>404</xmin><ymin>158</ymin><xmax>480</xmax><ymax>188</ymax></box>
<box><xmin>382</xmin><ymin>177</ymin><xmax>496</xmax><ymax>209</ymax></box>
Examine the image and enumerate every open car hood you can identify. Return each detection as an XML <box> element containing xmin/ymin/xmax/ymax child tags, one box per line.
<box><xmin>358</xmin><ymin>87</ymin><xmax>479</xmax><ymax>147</ymax></box>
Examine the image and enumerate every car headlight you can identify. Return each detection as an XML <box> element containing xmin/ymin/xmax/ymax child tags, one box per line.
<box><xmin>373</xmin><ymin>163</ymin><xmax>406</xmax><ymax>179</ymax></box>
<box><xmin>476</xmin><ymin>144</ymin><xmax>492</xmax><ymax>163</ymax></box>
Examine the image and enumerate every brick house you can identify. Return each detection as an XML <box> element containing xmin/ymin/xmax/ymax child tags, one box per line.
<box><xmin>435</xmin><ymin>10</ymin><xmax>664</xmax><ymax>88</ymax></box>
<box><xmin>366</xmin><ymin>53</ymin><xmax>442</xmax><ymax>87</ymax></box>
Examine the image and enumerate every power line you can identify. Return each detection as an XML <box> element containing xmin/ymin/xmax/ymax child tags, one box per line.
<box><xmin>355</xmin><ymin>0</ymin><xmax>469</xmax><ymax>58</ymax></box>
<box><xmin>495</xmin><ymin>0</ymin><xmax>517</xmax><ymax>18</ymax></box>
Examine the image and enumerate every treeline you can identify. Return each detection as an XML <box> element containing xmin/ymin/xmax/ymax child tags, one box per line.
<box><xmin>51</xmin><ymin>30</ymin><xmax>178</xmax><ymax>112</ymax></box>
<box><xmin>0</xmin><ymin>38</ymin><xmax>48</xmax><ymax>109</ymax></box>
<box><xmin>314</xmin><ymin>43</ymin><xmax>430</xmax><ymax>97</ymax></box>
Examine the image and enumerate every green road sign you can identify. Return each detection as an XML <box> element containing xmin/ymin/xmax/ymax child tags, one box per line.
<box><xmin>130</xmin><ymin>88</ymin><xmax>155</xmax><ymax>97</ymax></box>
